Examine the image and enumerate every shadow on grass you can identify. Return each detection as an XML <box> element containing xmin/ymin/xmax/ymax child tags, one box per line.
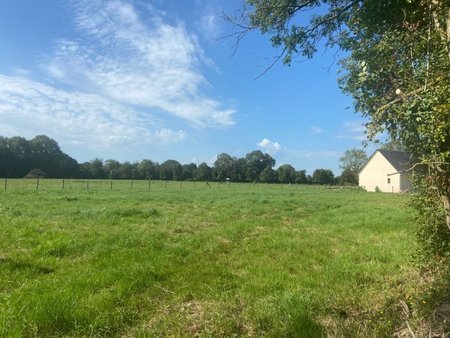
<box><xmin>0</xmin><ymin>257</ymin><xmax>55</xmax><ymax>274</ymax></box>
<box><xmin>286</xmin><ymin>314</ymin><xmax>324</xmax><ymax>338</ymax></box>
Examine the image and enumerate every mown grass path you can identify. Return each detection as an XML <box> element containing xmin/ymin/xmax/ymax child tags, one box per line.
<box><xmin>0</xmin><ymin>184</ymin><xmax>420</xmax><ymax>337</ymax></box>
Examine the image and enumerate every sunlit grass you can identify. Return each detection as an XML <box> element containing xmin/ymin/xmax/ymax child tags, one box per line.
<box><xmin>0</xmin><ymin>182</ymin><xmax>421</xmax><ymax>337</ymax></box>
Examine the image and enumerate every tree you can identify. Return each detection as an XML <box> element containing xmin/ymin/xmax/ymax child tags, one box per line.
<box><xmin>259</xmin><ymin>166</ymin><xmax>277</xmax><ymax>183</ymax></box>
<box><xmin>104</xmin><ymin>159</ymin><xmax>121</xmax><ymax>179</ymax></box>
<box><xmin>159</xmin><ymin>160</ymin><xmax>183</xmax><ymax>181</ymax></box>
<box><xmin>277</xmin><ymin>164</ymin><xmax>296</xmax><ymax>183</ymax></box>
<box><xmin>8</xmin><ymin>136</ymin><xmax>32</xmax><ymax>177</ymax></box>
<box><xmin>338</xmin><ymin>168</ymin><xmax>358</xmax><ymax>186</ymax></box>
<box><xmin>0</xmin><ymin>135</ymin><xmax>79</xmax><ymax>178</ymax></box>
<box><xmin>244</xmin><ymin>150</ymin><xmax>275</xmax><ymax>182</ymax></box>
<box><xmin>339</xmin><ymin>148</ymin><xmax>368</xmax><ymax>185</ymax></box>
<box><xmin>235</xmin><ymin>157</ymin><xmax>248</xmax><ymax>182</ymax></box>
<box><xmin>89</xmin><ymin>158</ymin><xmax>106</xmax><ymax>179</ymax></box>
<box><xmin>312</xmin><ymin>169</ymin><xmax>334</xmax><ymax>185</ymax></box>
<box><xmin>116</xmin><ymin>162</ymin><xmax>134</xmax><ymax>179</ymax></box>
<box><xmin>194</xmin><ymin>162</ymin><xmax>213</xmax><ymax>181</ymax></box>
<box><xmin>0</xmin><ymin>137</ymin><xmax>14</xmax><ymax>177</ymax></box>
<box><xmin>137</xmin><ymin>159</ymin><xmax>157</xmax><ymax>180</ymax></box>
<box><xmin>340</xmin><ymin>149</ymin><xmax>367</xmax><ymax>174</ymax></box>
<box><xmin>213</xmin><ymin>153</ymin><xmax>239</xmax><ymax>181</ymax></box>
<box><xmin>236</xmin><ymin>0</ymin><xmax>450</xmax><ymax>258</ymax></box>
<box><xmin>29</xmin><ymin>135</ymin><xmax>61</xmax><ymax>176</ymax></box>
<box><xmin>182</xmin><ymin>163</ymin><xmax>198</xmax><ymax>181</ymax></box>
<box><xmin>79</xmin><ymin>162</ymin><xmax>92</xmax><ymax>179</ymax></box>
<box><xmin>29</xmin><ymin>135</ymin><xmax>79</xmax><ymax>178</ymax></box>
<box><xmin>295</xmin><ymin>170</ymin><xmax>308</xmax><ymax>184</ymax></box>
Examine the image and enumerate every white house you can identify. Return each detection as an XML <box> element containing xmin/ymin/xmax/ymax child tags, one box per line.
<box><xmin>359</xmin><ymin>150</ymin><xmax>413</xmax><ymax>193</ymax></box>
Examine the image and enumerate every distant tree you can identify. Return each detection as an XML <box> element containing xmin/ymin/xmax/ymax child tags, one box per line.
<box><xmin>89</xmin><ymin>158</ymin><xmax>106</xmax><ymax>179</ymax></box>
<box><xmin>235</xmin><ymin>158</ymin><xmax>247</xmax><ymax>182</ymax></box>
<box><xmin>339</xmin><ymin>149</ymin><xmax>368</xmax><ymax>174</ymax></box>
<box><xmin>29</xmin><ymin>135</ymin><xmax>61</xmax><ymax>177</ymax></box>
<box><xmin>339</xmin><ymin>149</ymin><xmax>367</xmax><ymax>186</ymax></box>
<box><xmin>194</xmin><ymin>162</ymin><xmax>213</xmax><ymax>181</ymax></box>
<box><xmin>0</xmin><ymin>135</ymin><xmax>79</xmax><ymax>178</ymax></box>
<box><xmin>0</xmin><ymin>137</ymin><xmax>14</xmax><ymax>177</ymax></box>
<box><xmin>131</xmin><ymin>162</ymin><xmax>140</xmax><ymax>179</ymax></box>
<box><xmin>259</xmin><ymin>166</ymin><xmax>277</xmax><ymax>183</ymax></box>
<box><xmin>160</xmin><ymin>160</ymin><xmax>183</xmax><ymax>181</ymax></box>
<box><xmin>9</xmin><ymin>136</ymin><xmax>32</xmax><ymax>177</ymax></box>
<box><xmin>182</xmin><ymin>163</ymin><xmax>197</xmax><ymax>181</ymax></box>
<box><xmin>213</xmin><ymin>153</ymin><xmax>239</xmax><ymax>181</ymax></box>
<box><xmin>58</xmin><ymin>154</ymin><xmax>79</xmax><ymax>178</ymax></box>
<box><xmin>104</xmin><ymin>159</ymin><xmax>121</xmax><ymax>179</ymax></box>
<box><xmin>79</xmin><ymin>162</ymin><xmax>92</xmax><ymax>178</ymax></box>
<box><xmin>312</xmin><ymin>169</ymin><xmax>335</xmax><ymax>185</ymax></box>
<box><xmin>137</xmin><ymin>159</ymin><xmax>157</xmax><ymax>180</ymax></box>
<box><xmin>116</xmin><ymin>162</ymin><xmax>133</xmax><ymax>179</ymax></box>
<box><xmin>244</xmin><ymin>150</ymin><xmax>275</xmax><ymax>182</ymax></box>
<box><xmin>277</xmin><ymin>164</ymin><xmax>296</xmax><ymax>184</ymax></box>
<box><xmin>338</xmin><ymin>168</ymin><xmax>359</xmax><ymax>186</ymax></box>
<box><xmin>295</xmin><ymin>170</ymin><xmax>308</xmax><ymax>184</ymax></box>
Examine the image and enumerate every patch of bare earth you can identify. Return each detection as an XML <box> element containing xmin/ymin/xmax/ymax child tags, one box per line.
<box><xmin>123</xmin><ymin>299</ymin><xmax>254</xmax><ymax>337</ymax></box>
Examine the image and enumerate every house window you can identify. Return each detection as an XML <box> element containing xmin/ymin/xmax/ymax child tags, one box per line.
<box><xmin>387</xmin><ymin>178</ymin><xmax>391</xmax><ymax>184</ymax></box>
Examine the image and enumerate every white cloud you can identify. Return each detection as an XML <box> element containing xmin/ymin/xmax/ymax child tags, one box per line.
<box><xmin>310</xmin><ymin>126</ymin><xmax>324</xmax><ymax>134</ymax></box>
<box><xmin>198</xmin><ymin>9</ymin><xmax>222</xmax><ymax>41</ymax></box>
<box><xmin>54</xmin><ymin>0</ymin><xmax>235</xmax><ymax>127</ymax></box>
<box><xmin>0</xmin><ymin>75</ymin><xmax>186</xmax><ymax>149</ymax></box>
<box><xmin>0</xmin><ymin>0</ymin><xmax>235</xmax><ymax>152</ymax></box>
<box><xmin>338</xmin><ymin>121</ymin><xmax>366</xmax><ymax>141</ymax></box>
<box><xmin>257</xmin><ymin>138</ymin><xmax>281</xmax><ymax>154</ymax></box>
<box><xmin>285</xmin><ymin>148</ymin><xmax>341</xmax><ymax>159</ymax></box>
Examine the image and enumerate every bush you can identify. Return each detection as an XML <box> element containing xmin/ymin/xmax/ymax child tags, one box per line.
<box><xmin>412</xmin><ymin>176</ymin><xmax>450</xmax><ymax>260</ymax></box>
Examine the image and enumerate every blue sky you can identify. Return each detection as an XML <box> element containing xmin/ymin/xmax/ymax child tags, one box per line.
<box><xmin>0</xmin><ymin>0</ymin><xmax>371</xmax><ymax>174</ymax></box>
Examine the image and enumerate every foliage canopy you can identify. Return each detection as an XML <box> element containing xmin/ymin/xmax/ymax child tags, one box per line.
<box><xmin>235</xmin><ymin>0</ymin><xmax>450</xmax><ymax>258</ymax></box>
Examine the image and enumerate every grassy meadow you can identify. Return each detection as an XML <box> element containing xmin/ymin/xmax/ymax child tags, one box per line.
<box><xmin>0</xmin><ymin>180</ymin><xmax>424</xmax><ymax>337</ymax></box>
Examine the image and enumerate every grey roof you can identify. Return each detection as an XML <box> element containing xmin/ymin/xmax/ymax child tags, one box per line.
<box><xmin>378</xmin><ymin>149</ymin><xmax>414</xmax><ymax>172</ymax></box>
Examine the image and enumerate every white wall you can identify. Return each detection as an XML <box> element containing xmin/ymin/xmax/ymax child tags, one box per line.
<box><xmin>359</xmin><ymin>151</ymin><xmax>401</xmax><ymax>192</ymax></box>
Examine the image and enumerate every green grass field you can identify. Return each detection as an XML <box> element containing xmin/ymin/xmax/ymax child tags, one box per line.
<box><xmin>0</xmin><ymin>181</ymin><xmax>423</xmax><ymax>337</ymax></box>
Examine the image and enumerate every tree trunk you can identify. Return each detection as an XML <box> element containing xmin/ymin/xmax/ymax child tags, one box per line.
<box><xmin>443</xmin><ymin>194</ymin><xmax>450</xmax><ymax>231</ymax></box>
<box><xmin>447</xmin><ymin>6</ymin><xmax>450</xmax><ymax>63</ymax></box>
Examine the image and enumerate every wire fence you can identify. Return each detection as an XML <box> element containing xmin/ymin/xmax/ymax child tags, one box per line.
<box><xmin>0</xmin><ymin>178</ymin><xmax>361</xmax><ymax>192</ymax></box>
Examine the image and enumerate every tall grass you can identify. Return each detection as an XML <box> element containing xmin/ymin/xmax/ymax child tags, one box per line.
<box><xmin>0</xmin><ymin>184</ymin><xmax>421</xmax><ymax>337</ymax></box>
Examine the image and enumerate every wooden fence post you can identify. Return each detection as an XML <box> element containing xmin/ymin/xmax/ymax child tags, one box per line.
<box><xmin>4</xmin><ymin>178</ymin><xmax>6</xmax><ymax>190</ymax></box>
<box><xmin>62</xmin><ymin>179</ymin><xmax>65</xmax><ymax>189</ymax></box>
<box><xmin>36</xmin><ymin>178</ymin><xmax>40</xmax><ymax>190</ymax></box>
<box><xmin>131</xmin><ymin>180</ymin><xmax>133</xmax><ymax>190</ymax></box>
<box><xmin>148</xmin><ymin>180</ymin><xmax>151</xmax><ymax>191</ymax></box>
<box><xmin>110</xmin><ymin>180</ymin><xmax>113</xmax><ymax>190</ymax></box>
<box><xmin>86</xmin><ymin>180</ymin><xmax>89</xmax><ymax>190</ymax></box>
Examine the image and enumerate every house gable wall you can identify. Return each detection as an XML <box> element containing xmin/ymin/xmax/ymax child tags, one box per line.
<box><xmin>359</xmin><ymin>151</ymin><xmax>402</xmax><ymax>192</ymax></box>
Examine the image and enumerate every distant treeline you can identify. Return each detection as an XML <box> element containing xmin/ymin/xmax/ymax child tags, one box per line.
<box><xmin>0</xmin><ymin>135</ymin><xmax>351</xmax><ymax>185</ymax></box>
